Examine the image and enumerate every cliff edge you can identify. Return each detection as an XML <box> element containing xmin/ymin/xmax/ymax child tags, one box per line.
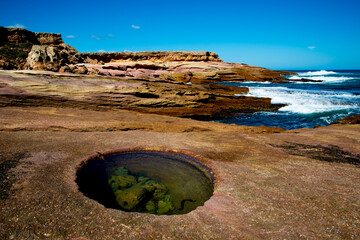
<box><xmin>0</xmin><ymin>27</ymin><xmax>294</xmax><ymax>83</ymax></box>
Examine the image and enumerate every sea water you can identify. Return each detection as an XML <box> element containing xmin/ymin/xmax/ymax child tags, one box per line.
<box><xmin>217</xmin><ymin>70</ymin><xmax>360</xmax><ymax>129</ymax></box>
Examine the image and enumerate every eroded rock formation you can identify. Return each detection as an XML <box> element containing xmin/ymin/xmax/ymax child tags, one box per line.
<box><xmin>25</xmin><ymin>44</ymin><xmax>82</xmax><ymax>72</ymax></box>
<box><xmin>0</xmin><ymin>27</ymin><xmax>294</xmax><ymax>83</ymax></box>
<box><xmin>83</xmin><ymin>60</ymin><xmax>292</xmax><ymax>83</ymax></box>
<box><xmin>0</xmin><ymin>71</ymin><xmax>283</xmax><ymax>120</ymax></box>
<box><xmin>0</xmin><ymin>27</ymin><xmax>62</xmax><ymax>45</ymax></box>
<box><xmin>0</xmin><ymin>27</ymin><xmax>67</xmax><ymax>70</ymax></box>
<box><xmin>80</xmin><ymin>51</ymin><xmax>222</xmax><ymax>64</ymax></box>
<box><xmin>0</xmin><ymin>27</ymin><xmax>296</xmax><ymax>119</ymax></box>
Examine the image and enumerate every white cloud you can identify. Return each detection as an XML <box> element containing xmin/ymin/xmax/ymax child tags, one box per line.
<box><xmin>65</xmin><ymin>35</ymin><xmax>76</xmax><ymax>39</ymax></box>
<box><xmin>97</xmin><ymin>49</ymin><xmax>106</xmax><ymax>53</ymax></box>
<box><xmin>131</xmin><ymin>25</ymin><xmax>140</xmax><ymax>29</ymax></box>
<box><xmin>108</xmin><ymin>34</ymin><xmax>114</xmax><ymax>38</ymax></box>
<box><xmin>6</xmin><ymin>23</ymin><xmax>26</xmax><ymax>29</ymax></box>
<box><xmin>91</xmin><ymin>35</ymin><xmax>101</xmax><ymax>40</ymax></box>
<box><xmin>308</xmin><ymin>46</ymin><xmax>316</xmax><ymax>50</ymax></box>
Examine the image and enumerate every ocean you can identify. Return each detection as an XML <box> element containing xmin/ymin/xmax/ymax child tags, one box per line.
<box><xmin>217</xmin><ymin>70</ymin><xmax>360</xmax><ymax>129</ymax></box>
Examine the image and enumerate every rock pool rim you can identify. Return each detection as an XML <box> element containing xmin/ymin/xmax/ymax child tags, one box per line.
<box><xmin>76</xmin><ymin>147</ymin><xmax>217</xmax><ymax>214</ymax></box>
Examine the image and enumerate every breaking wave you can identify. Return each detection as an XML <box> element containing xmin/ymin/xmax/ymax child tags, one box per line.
<box><xmin>297</xmin><ymin>70</ymin><xmax>337</xmax><ymax>76</ymax></box>
<box><xmin>289</xmin><ymin>75</ymin><xmax>354</xmax><ymax>83</ymax></box>
<box><xmin>246</xmin><ymin>86</ymin><xmax>359</xmax><ymax>114</ymax></box>
<box><xmin>217</xmin><ymin>70</ymin><xmax>360</xmax><ymax>129</ymax></box>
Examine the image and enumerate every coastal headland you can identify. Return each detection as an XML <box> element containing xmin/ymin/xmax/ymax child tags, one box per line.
<box><xmin>0</xmin><ymin>28</ymin><xmax>359</xmax><ymax>239</ymax></box>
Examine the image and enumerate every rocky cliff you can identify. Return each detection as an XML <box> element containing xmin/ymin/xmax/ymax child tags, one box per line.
<box><xmin>0</xmin><ymin>27</ymin><xmax>70</xmax><ymax>70</ymax></box>
<box><xmin>0</xmin><ymin>27</ymin><xmax>296</xmax><ymax>120</ymax></box>
<box><xmin>80</xmin><ymin>51</ymin><xmax>221</xmax><ymax>64</ymax></box>
<box><xmin>0</xmin><ymin>27</ymin><xmax>294</xmax><ymax>83</ymax></box>
<box><xmin>0</xmin><ymin>27</ymin><xmax>63</xmax><ymax>45</ymax></box>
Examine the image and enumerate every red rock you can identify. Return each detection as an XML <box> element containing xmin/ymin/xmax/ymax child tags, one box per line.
<box><xmin>335</xmin><ymin>115</ymin><xmax>360</xmax><ymax>124</ymax></box>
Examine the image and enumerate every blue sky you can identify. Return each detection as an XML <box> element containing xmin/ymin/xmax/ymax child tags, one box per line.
<box><xmin>1</xmin><ymin>0</ymin><xmax>359</xmax><ymax>70</ymax></box>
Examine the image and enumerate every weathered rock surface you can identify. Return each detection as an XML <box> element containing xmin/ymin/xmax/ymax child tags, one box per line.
<box><xmin>0</xmin><ymin>71</ymin><xmax>284</xmax><ymax>120</ymax></box>
<box><xmin>34</xmin><ymin>32</ymin><xmax>64</xmax><ymax>45</ymax></box>
<box><xmin>25</xmin><ymin>44</ymin><xmax>82</xmax><ymax>71</ymax></box>
<box><xmin>0</xmin><ymin>106</ymin><xmax>359</xmax><ymax>239</ymax></box>
<box><xmin>0</xmin><ymin>27</ymin><xmax>66</xmax><ymax>70</ymax></box>
<box><xmin>335</xmin><ymin>114</ymin><xmax>360</xmax><ymax>124</ymax></box>
<box><xmin>81</xmin><ymin>51</ymin><xmax>222</xmax><ymax>63</ymax></box>
<box><xmin>82</xmin><ymin>60</ymin><xmax>292</xmax><ymax>83</ymax></box>
<box><xmin>1</xmin><ymin>28</ymin><xmax>358</xmax><ymax>240</ymax></box>
<box><xmin>0</xmin><ymin>27</ymin><xmax>63</xmax><ymax>45</ymax></box>
<box><xmin>1</xmin><ymin>27</ymin><xmax>295</xmax><ymax>83</ymax></box>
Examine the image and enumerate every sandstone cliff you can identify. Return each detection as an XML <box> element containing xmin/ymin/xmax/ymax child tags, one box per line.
<box><xmin>0</xmin><ymin>27</ymin><xmax>294</xmax><ymax>83</ymax></box>
<box><xmin>80</xmin><ymin>51</ymin><xmax>222</xmax><ymax>64</ymax></box>
<box><xmin>0</xmin><ymin>27</ymin><xmax>66</xmax><ymax>70</ymax></box>
<box><xmin>0</xmin><ymin>27</ymin><xmax>295</xmax><ymax>120</ymax></box>
<box><xmin>0</xmin><ymin>27</ymin><xmax>63</xmax><ymax>45</ymax></box>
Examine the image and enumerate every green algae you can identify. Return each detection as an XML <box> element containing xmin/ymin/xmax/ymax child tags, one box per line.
<box><xmin>108</xmin><ymin>167</ymin><xmax>174</xmax><ymax>214</ymax></box>
<box><xmin>76</xmin><ymin>151</ymin><xmax>214</xmax><ymax>215</ymax></box>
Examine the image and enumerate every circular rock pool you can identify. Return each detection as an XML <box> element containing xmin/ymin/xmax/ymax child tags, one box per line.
<box><xmin>76</xmin><ymin>150</ymin><xmax>214</xmax><ymax>215</ymax></box>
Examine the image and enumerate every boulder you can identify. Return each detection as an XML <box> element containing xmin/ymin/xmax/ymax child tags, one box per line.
<box><xmin>335</xmin><ymin>115</ymin><xmax>360</xmax><ymax>124</ymax></box>
<box><xmin>59</xmin><ymin>65</ymin><xmax>71</xmax><ymax>73</ymax></box>
<box><xmin>108</xmin><ymin>175</ymin><xmax>137</xmax><ymax>191</ymax></box>
<box><xmin>25</xmin><ymin>43</ymin><xmax>82</xmax><ymax>71</ymax></box>
<box><xmin>114</xmin><ymin>186</ymin><xmax>149</xmax><ymax>210</ymax></box>
<box><xmin>73</xmin><ymin>66</ymin><xmax>88</xmax><ymax>74</ymax></box>
<box><xmin>25</xmin><ymin>45</ymin><xmax>60</xmax><ymax>71</ymax></box>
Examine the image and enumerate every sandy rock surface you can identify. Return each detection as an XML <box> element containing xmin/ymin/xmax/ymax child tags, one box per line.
<box><xmin>0</xmin><ymin>70</ymin><xmax>359</xmax><ymax>240</ymax></box>
<box><xmin>0</xmin><ymin>107</ymin><xmax>359</xmax><ymax>240</ymax></box>
<box><xmin>0</xmin><ymin>71</ymin><xmax>284</xmax><ymax>120</ymax></box>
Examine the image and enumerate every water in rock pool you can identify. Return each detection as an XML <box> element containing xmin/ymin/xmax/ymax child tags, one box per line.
<box><xmin>76</xmin><ymin>151</ymin><xmax>213</xmax><ymax>215</ymax></box>
<box><xmin>216</xmin><ymin>70</ymin><xmax>360</xmax><ymax>129</ymax></box>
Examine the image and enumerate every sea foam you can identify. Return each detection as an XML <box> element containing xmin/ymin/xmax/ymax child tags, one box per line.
<box><xmin>247</xmin><ymin>86</ymin><xmax>359</xmax><ymax>114</ymax></box>
<box><xmin>297</xmin><ymin>70</ymin><xmax>337</xmax><ymax>76</ymax></box>
<box><xmin>289</xmin><ymin>75</ymin><xmax>354</xmax><ymax>83</ymax></box>
<box><xmin>219</xmin><ymin>69</ymin><xmax>360</xmax><ymax>129</ymax></box>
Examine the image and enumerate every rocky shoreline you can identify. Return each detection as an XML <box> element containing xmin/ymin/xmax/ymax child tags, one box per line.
<box><xmin>1</xmin><ymin>27</ymin><xmax>294</xmax><ymax>84</ymax></box>
<box><xmin>0</xmin><ymin>70</ymin><xmax>286</xmax><ymax>120</ymax></box>
<box><xmin>1</xmin><ymin>27</ymin><xmax>359</xmax><ymax>239</ymax></box>
<box><xmin>0</xmin><ymin>27</ymin><xmax>295</xmax><ymax>120</ymax></box>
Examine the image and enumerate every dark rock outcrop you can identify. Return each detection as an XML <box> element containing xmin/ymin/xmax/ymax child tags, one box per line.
<box><xmin>0</xmin><ymin>27</ymin><xmax>67</xmax><ymax>70</ymax></box>
<box><xmin>0</xmin><ymin>27</ymin><xmax>63</xmax><ymax>46</ymax></box>
<box><xmin>334</xmin><ymin>115</ymin><xmax>360</xmax><ymax>124</ymax></box>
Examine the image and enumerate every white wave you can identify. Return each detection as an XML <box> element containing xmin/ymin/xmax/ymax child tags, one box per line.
<box><xmin>297</xmin><ymin>70</ymin><xmax>337</xmax><ymax>76</ymax></box>
<box><xmin>240</xmin><ymin>81</ymin><xmax>272</xmax><ymax>84</ymax></box>
<box><xmin>289</xmin><ymin>75</ymin><xmax>354</xmax><ymax>83</ymax></box>
<box><xmin>247</xmin><ymin>86</ymin><xmax>360</xmax><ymax>114</ymax></box>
